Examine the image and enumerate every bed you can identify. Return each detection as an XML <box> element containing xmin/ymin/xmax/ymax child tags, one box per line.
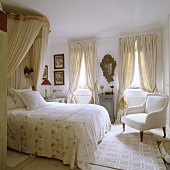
<box><xmin>7</xmin><ymin>89</ymin><xmax>111</xmax><ymax>170</ymax></box>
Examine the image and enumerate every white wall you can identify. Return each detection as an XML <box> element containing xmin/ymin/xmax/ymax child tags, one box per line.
<box><xmin>43</xmin><ymin>36</ymin><xmax>119</xmax><ymax>112</ymax></box>
<box><xmin>40</xmin><ymin>34</ymin><xmax>70</xmax><ymax>98</ymax></box>
<box><xmin>162</xmin><ymin>15</ymin><xmax>170</xmax><ymax>137</ymax></box>
<box><xmin>97</xmin><ymin>36</ymin><xmax>119</xmax><ymax>114</ymax></box>
<box><xmin>43</xmin><ymin>27</ymin><xmax>163</xmax><ymax>117</ymax></box>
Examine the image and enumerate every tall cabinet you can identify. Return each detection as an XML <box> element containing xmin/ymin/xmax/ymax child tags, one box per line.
<box><xmin>99</xmin><ymin>94</ymin><xmax>115</xmax><ymax>123</ymax></box>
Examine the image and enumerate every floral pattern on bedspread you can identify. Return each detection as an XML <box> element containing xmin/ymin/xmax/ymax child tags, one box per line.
<box><xmin>7</xmin><ymin>103</ymin><xmax>111</xmax><ymax>170</ymax></box>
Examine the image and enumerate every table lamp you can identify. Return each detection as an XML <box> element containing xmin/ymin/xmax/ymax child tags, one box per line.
<box><xmin>41</xmin><ymin>79</ymin><xmax>52</xmax><ymax>99</ymax></box>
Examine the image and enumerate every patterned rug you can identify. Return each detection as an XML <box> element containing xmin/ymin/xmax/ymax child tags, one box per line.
<box><xmin>92</xmin><ymin>131</ymin><xmax>166</xmax><ymax>170</ymax></box>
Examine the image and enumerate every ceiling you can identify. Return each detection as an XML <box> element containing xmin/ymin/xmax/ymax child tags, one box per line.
<box><xmin>1</xmin><ymin>0</ymin><xmax>170</xmax><ymax>43</ymax></box>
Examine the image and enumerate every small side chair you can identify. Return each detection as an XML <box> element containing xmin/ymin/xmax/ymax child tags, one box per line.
<box><xmin>121</xmin><ymin>93</ymin><xmax>169</xmax><ymax>142</ymax></box>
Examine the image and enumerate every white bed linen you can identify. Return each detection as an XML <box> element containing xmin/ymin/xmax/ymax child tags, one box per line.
<box><xmin>7</xmin><ymin>102</ymin><xmax>111</xmax><ymax>170</ymax></box>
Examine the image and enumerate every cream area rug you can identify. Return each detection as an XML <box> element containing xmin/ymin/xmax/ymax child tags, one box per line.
<box><xmin>7</xmin><ymin>149</ymin><xmax>29</xmax><ymax>167</ymax></box>
<box><xmin>92</xmin><ymin>131</ymin><xmax>166</xmax><ymax>170</ymax></box>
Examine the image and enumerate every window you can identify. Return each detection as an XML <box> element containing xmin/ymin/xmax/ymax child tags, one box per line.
<box><xmin>75</xmin><ymin>53</ymin><xmax>91</xmax><ymax>103</ymax></box>
<box><xmin>78</xmin><ymin>54</ymin><xmax>88</xmax><ymax>89</ymax></box>
<box><xmin>129</xmin><ymin>41</ymin><xmax>140</xmax><ymax>89</ymax></box>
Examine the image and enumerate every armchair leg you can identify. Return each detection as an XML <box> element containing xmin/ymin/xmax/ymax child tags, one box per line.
<box><xmin>122</xmin><ymin>123</ymin><xmax>125</xmax><ymax>131</ymax></box>
<box><xmin>162</xmin><ymin>127</ymin><xmax>166</xmax><ymax>138</ymax></box>
<box><xmin>140</xmin><ymin>131</ymin><xmax>143</xmax><ymax>142</ymax></box>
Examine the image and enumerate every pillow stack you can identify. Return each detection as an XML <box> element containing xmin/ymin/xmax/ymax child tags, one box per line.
<box><xmin>7</xmin><ymin>96</ymin><xmax>17</xmax><ymax>110</ymax></box>
<box><xmin>10</xmin><ymin>88</ymin><xmax>32</xmax><ymax>108</ymax></box>
<box><xmin>10</xmin><ymin>88</ymin><xmax>48</xmax><ymax>111</ymax></box>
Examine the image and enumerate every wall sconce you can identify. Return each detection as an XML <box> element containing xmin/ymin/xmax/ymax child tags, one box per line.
<box><xmin>24</xmin><ymin>66</ymin><xmax>34</xmax><ymax>78</ymax></box>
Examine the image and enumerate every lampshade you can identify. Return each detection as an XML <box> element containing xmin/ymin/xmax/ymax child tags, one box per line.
<box><xmin>41</xmin><ymin>79</ymin><xmax>52</xmax><ymax>85</ymax></box>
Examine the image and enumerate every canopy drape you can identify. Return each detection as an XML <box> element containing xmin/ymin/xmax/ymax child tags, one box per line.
<box><xmin>7</xmin><ymin>13</ymin><xmax>49</xmax><ymax>91</ymax></box>
<box><xmin>30</xmin><ymin>26</ymin><xmax>49</xmax><ymax>90</ymax></box>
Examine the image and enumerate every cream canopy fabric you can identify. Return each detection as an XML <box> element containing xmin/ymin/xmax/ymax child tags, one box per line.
<box><xmin>7</xmin><ymin>13</ymin><xmax>50</xmax><ymax>90</ymax></box>
<box><xmin>30</xmin><ymin>27</ymin><xmax>49</xmax><ymax>90</ymax></box>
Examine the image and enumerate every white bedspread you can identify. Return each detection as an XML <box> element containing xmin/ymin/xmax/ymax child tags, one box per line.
<box><xmin>7</xmin><ymin>103</ymin><xmax>111</xmax><ymax>170</ymax></box>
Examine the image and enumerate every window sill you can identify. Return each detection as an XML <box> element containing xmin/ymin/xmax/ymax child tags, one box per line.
<box><xmin>124</xmin><ymin>88</ymin><xmax>148</xmax><ymax>97</ymax></box>
<box><xmin>126</xmin><ymin>88</ymin><xmax>143</xmax><ymax>92</ymax></box>
<box><xmin>74</xmin><ymin>89</ymin><xmax>91</xmax><ymax>96</ymax></box>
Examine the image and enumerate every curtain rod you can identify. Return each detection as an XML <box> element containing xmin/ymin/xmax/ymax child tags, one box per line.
<box><xmin>119</xmin><ymin>33</ymin><xmax>157</xmax><ymax>39</ymax></box>
<box><xmin>77</xmin><ymin>41</ymin><xmax>96</xmax><ymax>44</ymax></box>
<box><xmin>68</xmin><ymin>38</ymin><xmax>97</xmax><ymax>44</ymax></box>
<box><xmin>68</xmin><ymin>40</ymin><xmax>97</xmax><ymax>46</ymax></box>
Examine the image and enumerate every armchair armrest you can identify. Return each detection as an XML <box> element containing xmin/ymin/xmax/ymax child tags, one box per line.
<box><xmin>145</xmin><ymin>108</ymin><xmax>166</xmax><ymax>128</ymax></box>
<box><xmin>124</xmin><ymin>104</ymin><xmax>145</xmax><ymax>115</ymax></box>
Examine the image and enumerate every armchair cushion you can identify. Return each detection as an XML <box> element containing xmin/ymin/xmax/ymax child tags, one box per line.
<box><xmin>145</xmin><ymin>96</ymin><xmax>166</xmax><ymax>113</ymax></box>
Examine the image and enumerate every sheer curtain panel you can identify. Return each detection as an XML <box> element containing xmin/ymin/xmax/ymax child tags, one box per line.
<box><xmin>137</xmin><ymin>34</ymin><xmax>157</xmax><ymax>93</ymax></box>
<box><xmin>116</xmin><ymin>37</ymin><xmax>136</xmax><ymax>122</ymax></box>
<box><xmin>84</xmin><ymin>41</ymin><xmax>99</xmax><ymax>104</ymax></box>
<box><xmin>67</xmin><ymin>43</ymin><xmax>83</xmax><ymax>103</ymax></box>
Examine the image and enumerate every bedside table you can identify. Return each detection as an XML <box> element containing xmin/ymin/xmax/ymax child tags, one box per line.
<box><xmin>45</xmin><ymin>97</ymin><xmax>66</xmax><ymax>103</ymax></box>
<box><xmin>99</xmin><ymin>94</ymin><xmax>115</xmax><ymax>123</ymax></box>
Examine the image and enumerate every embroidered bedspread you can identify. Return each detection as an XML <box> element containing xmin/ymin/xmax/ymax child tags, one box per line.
<box><xmin>7</xmin><ymin>103</ymin><xmax>111</xmax><ymax>169</ymax></box>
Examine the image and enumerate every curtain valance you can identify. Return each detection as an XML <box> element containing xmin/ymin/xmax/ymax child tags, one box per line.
<box><xmin>7</xmin><ymin>12</ymin><xmax>50</xmax><ymax>32</ymax></box>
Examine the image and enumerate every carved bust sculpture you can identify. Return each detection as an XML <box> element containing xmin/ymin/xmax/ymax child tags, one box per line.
<box><xmin>100</xmin><ymin>54</ymin><xmax>117</xmax><ymax>83</ymax></box>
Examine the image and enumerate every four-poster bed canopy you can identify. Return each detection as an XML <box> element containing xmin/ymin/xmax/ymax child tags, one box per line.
<box><xmin>7</xmin><ymin>12</ymin><xmax>50</xmax><ymax>91</ymax></box>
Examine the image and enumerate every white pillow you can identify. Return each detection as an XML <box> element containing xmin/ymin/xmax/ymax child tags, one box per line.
<box><xmin>7</xmin><ymin>96</ymin><xmax>17</xmax><ymax>110</ymax></box>
<box><xmin>18</xmin><ymin>91</ymin><xmax>48</xmax><ymax>111</ymax></box>
<box><xmin>10</xmin><ymin>87</ymin><xmax>32</xmax><ymax>108</ymax></box>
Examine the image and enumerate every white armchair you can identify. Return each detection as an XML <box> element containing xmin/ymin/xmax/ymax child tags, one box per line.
<box><xmin>121</xmin><ymin>93</ymin><xmax>169</xmax><ymax>142</ymax></box>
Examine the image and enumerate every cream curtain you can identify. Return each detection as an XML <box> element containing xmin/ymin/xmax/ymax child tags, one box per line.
<box><xmin>115</xmin><ymin>37</ymin><xmax>136</xmax><ymax>122</ymax></box>
<box><xmin>30</xmin><ymin>25</ymin><xmax>49</xmax><ymax>91</ymax></box>
<box><xmin>137</xmin><ymin>34</ymin><xmax>157</xmax><ymax>92</ymax></box>
<box><xmin>84</xmin><ymin>41</ymin><xmax>99</xmax><ymax>104</ymax></box>
<box><xmin>7</xmin><ymin>15</ymin><xmax>42</xmax><ymax>78</ymax></box>
<box><xmin>7</xmin><ymin>13</ymin><xmax>50</xmax><ymax>91</ymax></box>
<box><xmin>67</xmin><ymin>44</ymin><xmax>83</xmax><ymax>103</ymax></box>
<box><xmin>7</xmin><ymin>53</ymin><xmax>32</xmax><ymax>92</ymax></box>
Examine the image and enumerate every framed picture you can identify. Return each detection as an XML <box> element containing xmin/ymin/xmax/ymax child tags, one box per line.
<box><xmin>54</xmin><ymin>70</ymin><xmax>64</xmax><ymax>85</ymax></box>
<box><xmin>54</xmin><ymin>54</ymin><xmax>64</xmax><ymax>69</ymax></box>
<box><xmin>43</xmin><ymin>65</ymin><xmax>48</xmax><ymax>79</ymax></box>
